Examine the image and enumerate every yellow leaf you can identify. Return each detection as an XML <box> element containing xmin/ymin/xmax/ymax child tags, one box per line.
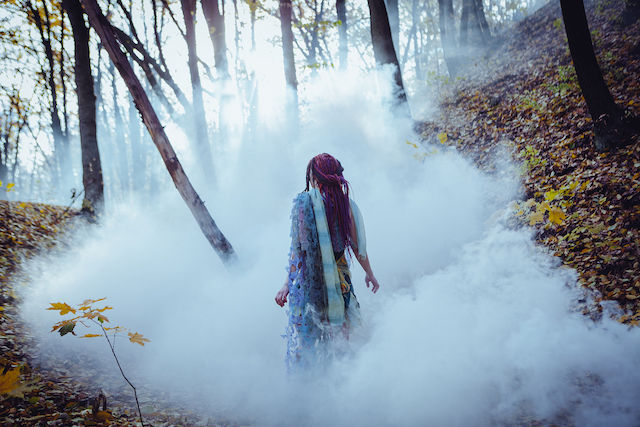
<box><xmin>97</xmin><ymin>306</ymin><xmax>112</xmax><ymax>313</ymax></box>
<box><xmin>406</xmin><ymin>141</ymin><xmax>418</xmax><ymax>149</ymax></box>
<box><xmin>548</xmin><ymin>207</ymin><xmax>566</xmax><ymax>224</ymax></box>
<box><xmin>523</xmin><ymin>199</ymin><xmax>536</xmax><ymax>209</ymax></box>
<box><xmin>0</xmin><ymin>367</ymin><xmax>21</xmax><ymax>395</ymax></box>
<box><xmin>544</xmin><ymin>189</ymin><xmax>560</xmax><ymax>201</ymax></box>
<box><xmin>528</xmin><ymin>211</ymin><xmax>544</xmax><ymax>226</ymax></box>
<box><xmin>19</xmin><ymin>203</ymin><xmax>26</xmax><ymax>208</ymax></box>
<box><xmin>437</xmin><ymin>132</ymin><xmax>448</xmax><ymax>144</ymax></box>
<box><xmin>47</xmin><ymin>302</ymin><xmax>76</xmax><ymax>316</ymax></box>
<box><xmin>6</xmin><ymin>183</ymin><xmax>14</xmax><ymax>190</ymax></box>
<box><xmin>537</xmin><ymin>201</ymin><xmax>550</xmax><ymax>213</ymax></box>
<box><xmin>128</xmin><ymin>332</ymin><xmax>150</xmax><ymax>346</ymax></box>
<box><xmin>80</xmin><ymin>334</ymin><xmax>102</xmax><ymax>338</ymax></box>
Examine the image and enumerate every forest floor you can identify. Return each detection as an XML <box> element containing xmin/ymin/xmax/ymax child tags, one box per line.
<box><xmin>2</xmin><ymin>0</ymin><xmax>640</xmax><ymax>425</ymax></box>
<box><xmin>418</xmin><ymin>0</ymin><xmax>640</xmax><ymax>325</ymax></box>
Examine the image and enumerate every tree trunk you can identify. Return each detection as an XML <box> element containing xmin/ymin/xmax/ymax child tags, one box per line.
<box><xmin>367</xmin><ymin>0</ymin><xmax>411</xmax><ymax>116</ymax></box>
<box><xmin>80</xmin><ymin>0</ymin><xmax>237</xmax><ymax>265</ymax></box>
<box><xmin>201</xmin><ymin>0</ymin><xmax>230</xmax><ymax>78</ymax></box>
<box><xmin>279</xmin><ymin>0</ymin><xmax>297</xmax><ymax>91</ymax></box>
<box><xmin>64</xmin><ymin>0</ymin><xmax>105</xmax><ymax>214</ymax></box>
<box><xmin>111</xmin><ymin>61</ymin><xmax>130</xmax><ymax>201</ymax></box>
<box><xmin>27</xmin><ymin>0</ymin><xmax>65</xmax><ymax>188</ymax></box>
<box><xmin>460</xmin><ymin>0</ymin><xmax>470</xmax><ymax>49</ymax></box>
<box><xmin>336</xmin><ymin>0</ymin><xmax>348</xmax><ymax>69</ymax></box>
<box><xmin>560</xmin><ymin>0</ymin><xmax>634</xmax><ymax>150</ymax></box>
<box><xmin>412</xmin><ymin>0</ymin><xmax>423</xmax><ymax>80</ymax></box>
<box><xmin>475</xmin><ymin>0</ymin><xmax>491</xmax><ymax>44</ymax></box>
<box><xmin>624</xmin><ymin>0</ymin><xmax>640</xmax><ymax>24</ymax></box>
<box><xmin>181</xmin><ymin>0</ymin><xmax>216</xmax><ymax>184</ymax></box>
<box><xmin>129</xmin><ymin>93</ymin><xmax>146</xmax><ymax>194</ymax></box>
<box><xmin>438</xmin><ymin>0</ymin><xmax>459</xmax><ymax>78</ymax></box>
<box><xmin>279</xmin><ymin>0</ymin><xmax>300</xmax><ymax>129</ymax></box>
<box><xmin>58</xmin><ymin>3</ymin><xmax>72</xmax><ymax>187</ymax></box>
<box><xmin>384</xmin><ymin>0</ymin><xmax>399</xmax><ymax>56</ymax></box>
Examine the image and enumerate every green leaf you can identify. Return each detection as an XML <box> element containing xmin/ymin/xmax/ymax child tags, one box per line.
<box><xmin>58</xmin><ymin>322</ymin><xmax>76</xmax><ymax>337</ymax></box>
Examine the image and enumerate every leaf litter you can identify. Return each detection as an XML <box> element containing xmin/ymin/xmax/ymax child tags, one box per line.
<box><xmin>417</xmin><ymin>0</ymin><xmax>640</xmax><ymax>327</ymax></box>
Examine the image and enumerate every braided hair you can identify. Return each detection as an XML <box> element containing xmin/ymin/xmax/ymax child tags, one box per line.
<box><xmin>305</xmin><ymin>153</ymin><xmax>352</xmax><ymax>251</ymax></box>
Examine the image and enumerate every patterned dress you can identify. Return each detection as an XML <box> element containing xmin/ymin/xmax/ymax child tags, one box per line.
<box><xmin>285</xmin><ymin>189</ymin><xmax>366</xmax><ymax>374</ymax></box>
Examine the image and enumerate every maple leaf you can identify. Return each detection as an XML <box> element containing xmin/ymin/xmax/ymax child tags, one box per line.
<box><xmin>537</xmin><ymin>201</ymin><xmax>550</xmax><ymax>213</ymax></box>
<box><xmin>47</xmin><ymin>302</ymin><xmax>76</xmax><ymax>316</ymax></box>
<box><xmin>438</xmin><ymin>132</ymin><xmax>448</xmax><ymax>144</ymax></box>
<box><xmin>544</xmin><ymin>189</ymin><xmax>560</xmax><ymax>201</ymax></box>
<box><xmin>128</xmin><ymin>332</ymin><xmax>150</xmax><ymax>346</ymax></box>
<box><xmin>548</xmin><ymin>207</ymin><xmax>566</xmax><ymax>224</ymax></box>
<box><xmin>406</xmin><ymin>141</ymin><xmax>418</xmax><ymax>149</ymax></box>
<box><xmin>58</xmin><ymin>322</ymin><xmax>76</xmax><ymax>336</ymax></box>
<box><xmin>528</xmin><ymin>211</ymin><xmax>544</xmax><ymax>226</ymax></box>
<box><xmin>0</xmin><ymin>367</ymin><xmax>21</xmax><ymax>395</ymax></box>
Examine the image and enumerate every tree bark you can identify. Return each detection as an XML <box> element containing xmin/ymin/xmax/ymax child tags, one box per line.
<box><xmin>560</xmin><ymin>0</ymin><xmax>635</xmax><ymax>150</ymax></box>
<box><xmin>279</xmin><ymin>0</ymin><xmax>298</xmax><ymax>91</ymax></box>
<box><xmin>279</xmin><ymin>0</ymin><xmax>300</xmax><ymax>129</ymax></box>
<box><xmin>475</xmin><ymin>0</ymin><xmax>491</xmax><ymax>44</ymax></box>
<box><xmin>336</xmin><ymin>0</ymin><xmax>348</xmax><ymax>69</ymax></box>
<box><xmin>367</xmin><ymin>0</ymin><xmax>411</xmax><ymax>116</ymax></box>
<box><xmin>438</xmin><ymin>0</ymin><xmax>459</xmax><ymax>78</ymax></box>
<box><xmin>460</xmin><ymin>0</ymin><xmax>470</xmax><ymax>48</ymax></box>
<box><xmin>64</xmin><ymin>0</ymin><xmax>104</xmax><ymax>214</ymax></box>
<box><xmin>201</xmin><ymin>0</ymin><xmax>230</xmax><ymax>77</ymax></box>
<box><xmin>181</xmin><ymin>0</ymin><xmax>216</xmax><ymax>184</ymax></box>
<box><xmin>384</xmin><ymin>0</ymin><xmax>399</xmax><ymax>56</ymax></box>
<box><xmin>27</xmin><ymin>0</ymin><xmax>66</xmax><ymax>188</ymax></box>
<box><xmin>81</xmin><ymin>0</ymin><xmax>237</xmax><ymax>265</ymax></box>
<box><xmin>624</xmin><ymin>0</ymin><xmax>640</xmax><ymax>24</ymax></box>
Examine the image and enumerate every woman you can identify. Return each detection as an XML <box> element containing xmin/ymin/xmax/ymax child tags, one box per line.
<box><xmin>275</xmin><ymin>153</ymin><xmax>380</xmax><ymax>373</ymax></box>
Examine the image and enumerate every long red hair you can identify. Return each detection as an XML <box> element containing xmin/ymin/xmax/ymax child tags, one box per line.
<box><xmin>305</xmin><ymin>153</ymin><xmax>352</xmax><ymax>251</ymax></box>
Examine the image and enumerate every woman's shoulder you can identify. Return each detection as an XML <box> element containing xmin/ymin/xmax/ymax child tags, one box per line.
<box><xmin>293</xmin><ymin>191</ymin><xmax>311</xmax><ymax>204</ymax></box>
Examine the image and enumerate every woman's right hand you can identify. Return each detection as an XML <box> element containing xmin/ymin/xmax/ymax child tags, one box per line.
<box><xmin>275</xmin><ymin>283</ymin><xmax>289</xmax><ymax>307</ymax></box>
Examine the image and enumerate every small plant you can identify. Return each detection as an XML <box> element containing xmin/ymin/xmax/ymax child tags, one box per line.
<box><xmin>515</xmin><ymin>90</ymin><xmax>546</xmax><ymax>113</ymax></box>
<box><xmin>48</xmin><ymin>298</ymin><xmax>150</xmax><ymax>426</ymax></box>
<box><xmin>406</xmin><ymin>140</ymin><xmax>439</xmax><ymax>161</ymax></box>
<box><xmin>553</xmin><ymin>18</ymin><xmax>563</xmax><ymax>31</ymax></box>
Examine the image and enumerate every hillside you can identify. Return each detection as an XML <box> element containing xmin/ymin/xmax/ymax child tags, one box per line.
<box><xmin>418</xmin><ymin>0</ymin><xmax>640</xmax><ymax>323</ymax></box>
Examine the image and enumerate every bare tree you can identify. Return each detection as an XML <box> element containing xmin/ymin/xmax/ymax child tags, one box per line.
<box><xmin>367</xmin><ymin>0</ymin><xmax>410</xmax><ymax>116</ymax></box>
<box><xmin>81</xmin><ymin>0</ymin><xmax>237</xmax><ymax>265</ymax></box>
<box><xmin>336</xmin><ymin>0</ymin><xmax>348</xmax><ymax>69</ymax></box>
<box><xmin>201</xmin><ymin>0</ymin><xmax>230</xmax><ymax>77</ymax></box>
<box><xmin>181</xmin><ymin>0</ymin><xmax>216</xmax><ymax>184</ymax></box>
<box><xmin>64</xmin><ymin>0</ymin><xmax>104</xmax><ymax>213</ymax></box>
